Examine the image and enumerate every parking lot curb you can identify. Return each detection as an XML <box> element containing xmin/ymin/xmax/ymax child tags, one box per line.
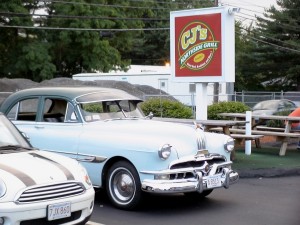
<box><xmin>237</xmin><ymin>168</ymin><xmax>300</xmax><ymax>178</ymax></box>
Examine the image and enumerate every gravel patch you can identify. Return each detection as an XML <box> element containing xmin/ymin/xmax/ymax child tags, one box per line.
<box><xmin>0</xmin><ymin>77</ymin><xmax>175</xmax><ymax>103</ymax></box>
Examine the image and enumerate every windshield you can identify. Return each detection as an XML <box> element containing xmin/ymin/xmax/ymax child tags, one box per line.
<box><xmin>79</xmin><ymin>100</ymin><xmax>145</xmax><ymax>122</ymax></box>
<box><xmin>253</xmin><ymin>101</ymin><xmax>278</xmax><ymax>111</ymax></box>
<box><xmin>0</xmin><ymin>114</ymin><xmax>32</xmax><ymax>148</ymax></box>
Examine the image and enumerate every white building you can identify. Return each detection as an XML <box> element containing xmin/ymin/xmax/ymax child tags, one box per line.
<box><xmin>72</xmin><ymin>65</ymin><xmax>230</xmax><ymax>106</ymax></box>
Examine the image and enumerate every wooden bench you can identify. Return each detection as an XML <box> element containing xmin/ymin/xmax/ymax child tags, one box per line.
<box><xmin>230</xmin><ymin>134</ymin><xmax>264</xmax><ymax>143</ymax></box>
<box><xmin>230</xmin><ymin>128</ymin><xmax>300</xmax><ymax>156</ymax></box>
<box><xmin>209</xmin><ymin>126</ymin><xmax>300</xmax><ymax>156</ymax></box>
<box><xmin>255</xmin><ymin>126</ymin><xmax>285</xmax><ymax>132</ymax></box>
<box><xmin>229</xmin><ymin>134</ymin><xmax>264</xmax><ymax>161</ymax></box>
<box><xmin>208</xmin><ymin>127</ymin><xmax>263</xmax><ymax>143</ymax></box>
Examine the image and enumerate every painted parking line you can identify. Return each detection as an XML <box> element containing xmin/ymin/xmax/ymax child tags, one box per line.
<box><xmin>86</xmin><ymin>221</ymin><xmax>105</xmax><ymax>225</ymax></box>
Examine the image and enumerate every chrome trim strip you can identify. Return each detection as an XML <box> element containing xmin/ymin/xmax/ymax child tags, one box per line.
<box><xmin>44</xmin><ymin>149</ymin><xmax>107</xmax><ymax>163</ymax></box>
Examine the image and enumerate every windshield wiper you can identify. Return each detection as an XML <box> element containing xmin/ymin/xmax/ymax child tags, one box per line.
<box><xmin>0</xmin><ymin>145</ymin><xmax>35</xmax><ymax>152</ymax></box>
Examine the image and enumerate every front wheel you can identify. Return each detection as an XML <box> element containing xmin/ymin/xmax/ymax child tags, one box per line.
<box><xmin>106</xmin><ymin>161</ymin><xmax>142</xmax><ymax>210</ymax></box>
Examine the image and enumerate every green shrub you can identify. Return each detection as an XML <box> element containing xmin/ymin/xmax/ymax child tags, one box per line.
<box><xmin>208</xmin><ymin>101</ymin><xmax>251</xmax><ymax>120</ymax></box>
<box><xmin>140</xmin><ymin>98</ymin><xmax>193</xmax><ymax>119</ymax></box>
<box><xmin>266</xmin><ymin>110</ymin><xmax>291</xmax><ymax>128</ymax></box>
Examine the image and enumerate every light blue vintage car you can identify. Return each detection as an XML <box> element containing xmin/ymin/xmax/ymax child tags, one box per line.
<box><xmin>0</xmin><ymin>86</ymin><xmax>238</xmax><ymax>209</ymax></box>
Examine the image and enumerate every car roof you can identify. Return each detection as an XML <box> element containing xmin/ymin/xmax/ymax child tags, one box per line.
<box><xmin>252</xmin><ymin>99</ymin><xmax>296</xmax><ymax>110</ymax></box>
<box><xmin>1</xmin><ymin>86</ymin><xmax>141</xmax><ymax>106</ymax></box>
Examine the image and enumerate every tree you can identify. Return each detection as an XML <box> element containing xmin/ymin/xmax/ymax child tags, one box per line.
<box><xmin>127</xmin><ymin>0</ymin><xmax>214</xmax><ymax>66</ymax></box>
<box><xmin>45</xmin><ymin>0</ymin><xmax>141</xmax><ymax>77</ymax></box>
<box><xmin>235</xmin><ymin>22</ymin><xmax>266</xmax><ymax>91</ymax></box>
<box><xmin>239</xmin><ymin>0</ymin><xmax>300</xmax><ymax>91</ymax></box>
<box><xmin>0</xmin><ymin>0</ymin><xmax>55</xmax><ymax>81</ymax></box>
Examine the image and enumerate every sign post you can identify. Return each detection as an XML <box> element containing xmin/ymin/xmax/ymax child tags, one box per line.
<box><xmin>170</xmin><ymin>7</ymin><xmax>236</xmax><ymax>120</ymax></box>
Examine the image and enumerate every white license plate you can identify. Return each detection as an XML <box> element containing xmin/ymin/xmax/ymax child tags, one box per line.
<box><xmin>206</xmin><ymin>174</ymin><xmax>222</xmax><ymax>188</ymax></box>
<box><xmin>48</xmin><ymin>202</ymin><xmax>71</xmax><ymax>221</ymax></box>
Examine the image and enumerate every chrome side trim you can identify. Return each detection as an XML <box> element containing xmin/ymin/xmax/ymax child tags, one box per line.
<box><xmin>44</xmin><ymin>149</ymin><xmax>107</xmax><ymax>163</ymax></box>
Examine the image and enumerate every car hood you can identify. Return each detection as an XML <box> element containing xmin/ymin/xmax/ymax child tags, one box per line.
<box><xmin>83</xmin><ymin>119</ymin><xmax>205</xmax><ymax>158</ymax></box>
<box><xmin>0</xmin><ymin>150</ymin><xmax>79</xmax><ymax>191</ymax></box>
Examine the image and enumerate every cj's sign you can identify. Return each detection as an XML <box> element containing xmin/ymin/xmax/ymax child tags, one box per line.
<box><xmin>177</xmin><ymin>14</ymin><xmax>221</xmax><ymax>75</ymax></box>
<box><xmin>170</xmin><ymin>7</ymin><xmax>235</xmax><ymax>83</ymax></box>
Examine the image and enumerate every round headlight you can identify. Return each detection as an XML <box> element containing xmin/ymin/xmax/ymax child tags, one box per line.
<box><xmin>158</xmin><ymin>144</ymin><xmax>172</xmax><ymax>160</ymax></box>
<box><xmin>224</xmin><ymin>137</ymin><xmax>235</xmax><ymax>153</ymax></box>
<box><xmin>0</xmin><ymin>179</ymin><xmax>7</xmax><ymax>198</ymax></box>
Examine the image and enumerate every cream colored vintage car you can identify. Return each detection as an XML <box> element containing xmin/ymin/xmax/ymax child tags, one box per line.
<box><xmin>0</xmin><ymin>86</ymin><xmax>238</xmax><ymax>210</ymax></box>
<box><xmin>0</xmin><ymin>113</ymin><xmax>94</xmax><ymax>225</ymax></box>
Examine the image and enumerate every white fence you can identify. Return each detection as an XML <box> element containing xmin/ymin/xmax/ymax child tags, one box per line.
<box><xmin>144</xmin><ymin>91</ymin><xmax>300</xmax><ymax>108</ymax></box>
<box><xmin>1</xmin><ymin>91</ymin><xmax>299</xmax><ymax>109</ymax></box>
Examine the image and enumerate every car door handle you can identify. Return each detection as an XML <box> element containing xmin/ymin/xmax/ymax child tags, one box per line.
<box><xmin>34</xmin><ymin>125</ymin><xmax>45</xmax><ymax>129</ymax></box>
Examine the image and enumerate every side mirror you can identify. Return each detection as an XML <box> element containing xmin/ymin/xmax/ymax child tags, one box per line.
<box><xmin>145</xmin><ymin>112</ymin><xmax>154</xmax><ymax>120</ymax></box>
<box><xmin>21</xmin><ymin>132</ymin><xmax>30</xmax><ymax>141</ymax></box>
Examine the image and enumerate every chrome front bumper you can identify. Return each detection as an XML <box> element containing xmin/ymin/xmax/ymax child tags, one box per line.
<box><xmin>141</xmin><ymin>167</ymin><xmax>239</xmax><ymax>194</ymax></box>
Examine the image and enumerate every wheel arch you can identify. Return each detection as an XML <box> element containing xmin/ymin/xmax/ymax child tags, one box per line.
<box><xmin>101</xmin><ymin>156</ymin><xmax>136</xmax><ymax>188</ymax></box>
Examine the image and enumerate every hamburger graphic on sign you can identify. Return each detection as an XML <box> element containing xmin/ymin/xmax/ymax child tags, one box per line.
<box><xmin>175</xmin><ymin>13</ymin><xmax>221</xmax><ymax>77</ymax></box>
<box><xmin>170</xmin><ymin>7</ymin><xmax>235</xmax><ymax>82</ymax></box>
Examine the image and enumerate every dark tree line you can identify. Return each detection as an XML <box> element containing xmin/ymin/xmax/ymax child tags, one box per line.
<box><xmin>0</xmin><ymin>0</ymin><xmax>213</xmax><ymax>81</ymax></box>
<box><xmin>235</xmin><ymin>0</ymin><xmax>300</xmax><ymax>91</ymax></box>
<box><xmin>0</xmin><ymin>0</ymin><xmax>299</xmax><ymax>91</ymax></box>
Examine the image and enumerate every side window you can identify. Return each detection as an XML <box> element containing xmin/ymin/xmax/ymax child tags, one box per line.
<box><xmin>42</xmin><ymin>98</ymin><xmax>67</xmax><ymax>123</ymax></box>
<box><xmin>285</xmin><ymin>102</ymin><xmax>295</xmax><ymax>109</ymax></box>
<box><xmin>65</xmin><ymin>102</ymin><xmax>79</xmax><ymax>123</ymax></box>
<box><xmin>278</xmin><ymin>103</ymin><xmax>284</xmax><ymax>110</ymax></box>
<box><xmin>7</xmin><ymin>98</ymin><xmax>39</xmax><ymax>121</ymax></box>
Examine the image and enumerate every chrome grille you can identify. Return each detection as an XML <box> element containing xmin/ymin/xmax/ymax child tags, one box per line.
<box><xmin>170</xmin><ymin>157</ymin><xmax>225</xmax><ymax>170</ymax></box>
<box><xmin>169</xmin><ymin>155</ymin><xmax>227</xmax><ymax>178</ymax></box>
<box><xmin>17</xmin><ymin>182</ymin><xmax>85</xmax><ymax>204</ymax></box>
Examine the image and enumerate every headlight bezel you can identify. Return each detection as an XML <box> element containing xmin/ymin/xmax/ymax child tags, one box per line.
<box><xmin>158</xmin><ymin>144</ymin><xmax>172</xmax><ymax>160</ymax></box>
<box><xmin>78</xmin><ymin>163</ymin><xmax>92</xmax><ymax>187</ymax></box>
<box><xmin>224</xmin><ymin>137</ymin><xmax>235</xmax><ymax>153</ymax></box>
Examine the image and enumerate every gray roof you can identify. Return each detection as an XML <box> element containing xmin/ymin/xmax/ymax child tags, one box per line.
<box><xmin>1</xmin><ymin>86</ymin><xmax>141</xmax><ymax>110</ymax></box>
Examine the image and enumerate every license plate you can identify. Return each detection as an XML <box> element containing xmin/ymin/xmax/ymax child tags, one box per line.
<box><xmin>48</xmin><ymin>202</ymin><xmax>71</xmax><ymax>221</ymax></box>
<box><xmin>206</xmin><ymin>174</ymin><xmax>222</xmax><ymax>188</ymax></box>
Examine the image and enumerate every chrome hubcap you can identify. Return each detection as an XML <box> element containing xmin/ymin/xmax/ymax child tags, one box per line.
<box><xmin>112</xmin><ymin>169</ymin><xmax>135</xmax><ymax>202</ymax></box>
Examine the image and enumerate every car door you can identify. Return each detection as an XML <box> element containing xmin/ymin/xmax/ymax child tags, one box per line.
<box><xmin>7</xmin><ymin>96</ymin><xmax>82</xmax><ymax>159</ymax></box>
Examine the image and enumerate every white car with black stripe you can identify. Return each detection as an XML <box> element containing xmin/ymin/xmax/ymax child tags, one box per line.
<box><xmin>0</xmin><ymin>113</ymin><xmax>95</xmax><ymax>225</ymax></box>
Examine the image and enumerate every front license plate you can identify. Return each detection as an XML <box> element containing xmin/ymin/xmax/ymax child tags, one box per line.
<box><xmin>48</xmin><ymin>202</ymin><xmax>71</xmax><ymax>221</ymax></box>
<box><xmin>206</xmin><ymin>174</ymin><xmax>222</xmax><ymax>189</ymax></box>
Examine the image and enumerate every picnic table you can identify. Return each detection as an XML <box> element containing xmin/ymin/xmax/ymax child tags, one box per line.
<box><xmin>196</xmin><ymin>119</ymin><xmax>248</xmax><ymax>135</ymax></box>
<box><xmin>153</xmin><ymin>117</ymin><xmax>249</xmax><ymax>136</ymax></box>
<box><xmin>219</xmin><ymin>112</ymin><xmax>300</xmax><ymax>156</ymax></box>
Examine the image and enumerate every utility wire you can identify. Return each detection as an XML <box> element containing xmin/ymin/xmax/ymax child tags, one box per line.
<box><xmin>0</xmin><ymin>12</ymin><xmax>169</xmax><ymax>21</ymax></box>
<box><xmin>239</xmin><ymin>26</ymin><xmax>300</xmax><ymax>49</ymax></box>
<box><xmin>237</xmin><ymin>31</ymin><xmax>300</xmax><ymax>54</ymax></box>
<box><xmin>0</xmin><ymin>24</ymin><xmax>169</xmax><ymax>32</ymax></box>
<box><xmin>42</xmin><ymin>0</ymin><xmax>168</xmax><ymax>10</ymax></box>
<box><xmin>237</xmin><ymin>14</ymin><xmax>300</xmax><ymax>32</ymax></box>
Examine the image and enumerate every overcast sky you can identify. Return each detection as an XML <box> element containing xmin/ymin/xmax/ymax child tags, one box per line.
<box><xmin>219</xmin><ymin>0</ymin><xmax>279</xmax><ymax>26</ymax></box>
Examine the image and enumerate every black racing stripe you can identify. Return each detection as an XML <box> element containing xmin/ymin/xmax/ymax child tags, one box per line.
<box><xmin>29</xmin><ymin>153</ymin><xmax>75</xmax><ymax>180</ymax></box>
<box><xmin>0</xmin><ymin>164</ymin><xmax>36</xmax><ymax>186</ymax></box>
